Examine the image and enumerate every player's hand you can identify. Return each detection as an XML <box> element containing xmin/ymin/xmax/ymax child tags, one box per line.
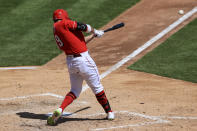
<box><xmin>94</xmin><ymin>29</ymin><xmax>104</xmax><ymax>38</ymax></box>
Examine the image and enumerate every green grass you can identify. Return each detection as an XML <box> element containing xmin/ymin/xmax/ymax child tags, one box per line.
<box><xmin>128</xmin><ymin>18</ymin><xmax>197</xmax><ymax>83</ymax></box>
<box><xmin>0</xmin><ymin>0</ymin><xmax>140</xmax><ymax>66</ymax></box>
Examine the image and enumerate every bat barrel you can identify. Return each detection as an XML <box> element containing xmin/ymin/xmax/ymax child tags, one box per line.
<box><xmin>104</xmin><ymin>22</ymin><xmax>125</xmax><ymax>32</ymax></box>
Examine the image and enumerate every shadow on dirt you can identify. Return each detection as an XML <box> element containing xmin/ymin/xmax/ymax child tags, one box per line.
<box><xmin>16</xmin><ymin>112</ymin><xmax>48</xmax><ymax>120</ymax></box>
<box><xmin>16</xmin><ymin>106</ymin><xmax>106</xmax><ymax>125</ymax></box>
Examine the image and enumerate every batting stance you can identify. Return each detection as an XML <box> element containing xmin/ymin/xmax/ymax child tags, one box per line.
<box><xmin>47</xmin><ymin>9</ymin><xmax>115</xmax><ymax>125</ymax></box>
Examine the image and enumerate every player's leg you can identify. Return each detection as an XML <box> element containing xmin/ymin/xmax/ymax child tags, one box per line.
<box><xmin>95</xmin><ymin>90</ymin><xmax>114</xmax><ymax>120</ymax></box>
<box><xmin>60</xmin><ymin>57</ymin><xmax>84</xmax><ymax>111</ymax></box>
<box><xmin>84</xmin><ymin>63</ymin><xmax>115</xmax><ymax>120</ymax></box>
<box><xmin>60</xmin><ymin>72</ymin><xmax>83</xmax><ymax>111</ymax></box>
<box><xmin>80</xmin><ymin>52</ymin><xmax>114</xmax><ymax>120</ymax></box>
<box><xmin>47</xmin><ymin>62</ymin><xmax>83</xmax><ymax>125</ymax></box>
<box><xmin>47</xmin><ymin>73</ymin><xmax>83</xmax><ymax>125</ymax></box>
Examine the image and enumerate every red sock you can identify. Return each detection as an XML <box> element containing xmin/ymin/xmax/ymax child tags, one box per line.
<box><xmin>60</xmin><ymin>92</ymin><xmax>76</xmax><ymax>111</ymax></box>
<box><xmin>96</xmin><ymin>90</ymin><xmax>112</xmax><ymax>113</ymax></box>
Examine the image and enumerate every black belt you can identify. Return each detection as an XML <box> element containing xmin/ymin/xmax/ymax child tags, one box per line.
<box><xmin>67</xmin><ymin>54</ymin><xmax>81</xmax><ymax>57</ymax></box>
<box><xmin>73</xmin><ymin>54</ymin><xmax>81</xmax><ymax>57</ymax></box>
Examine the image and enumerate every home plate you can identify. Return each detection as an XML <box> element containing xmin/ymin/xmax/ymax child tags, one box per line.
<box><xmin>46</xmin><ymin>112</ymin><xmax>73</xmax><ymax>117</ymax></box>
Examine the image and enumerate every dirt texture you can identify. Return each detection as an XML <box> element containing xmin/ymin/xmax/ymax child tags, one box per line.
<box><xmin>0</xmin><ymin>0</ymin><xmax>197</xmax><ymax>131</ymax></box>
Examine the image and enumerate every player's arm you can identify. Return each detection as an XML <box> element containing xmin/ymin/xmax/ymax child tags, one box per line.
<box><xmin>76</xmin><ymin>22</ymin><xmax>104</xmax><ymax>37</ymax></box>
<box><xmin>76</xmin><ymin>22</ymin><xmax>94</xmax><ymax>33</ymax></box>
<box><xmin>66</xmin><ymin>21</ymin><xmax>104</xmax><ymax>37</ymax></box>
<box><xmin>76</xmin><ymin>22</ymin><xmax>95</xmax><ymax>43</ymax></box>
<box><xmin>77</xmin><ymin>22</ymin><xmax>104</xmax><ymax>44</ymax></box>
<box><xmin>85</xmin><ymin>34</ymin><xmax>95</xmax><ymax>44</ymax></box>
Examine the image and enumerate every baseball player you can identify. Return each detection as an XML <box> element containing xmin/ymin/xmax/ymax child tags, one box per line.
<box><xmin>47</xmin><ymin>9</ymin><xmax>115</xmax><ymax>125</ymax></box>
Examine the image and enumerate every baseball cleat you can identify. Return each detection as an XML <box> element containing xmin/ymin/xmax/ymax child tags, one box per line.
<box><xmin>107</xmin><ymin>111</ymin><xmax>115</xmax><ymax>120</ymax></box>
<box><xmin>47</xmin><ymin>108</ymin><xmax>62</xmax><ymax>126</ymax></box>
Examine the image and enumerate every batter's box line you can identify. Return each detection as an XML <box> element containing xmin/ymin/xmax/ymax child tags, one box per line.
<box><xmin>92</xmin><ymin>120</ymin><xmax>167</xmax><ymax>131</ymax></box>
<box><xmin>0</xmin><ymin>92</ymin><xmax>88</xmax><ymax>104</ymax></box>
<box><xmin>46</xmin><ymin>111</ymin><xmax>197</xmax><ymax>131</ymax></box>
<box><xmin>90</xmin><ymin>111</ymin><xmax>197</xmax><ymax>131</ymax></box>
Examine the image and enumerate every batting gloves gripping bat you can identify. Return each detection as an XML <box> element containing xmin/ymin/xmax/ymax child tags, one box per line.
<box><xmin>94</xmin><ymin>29</ymin><xmax>104</xmax><ymax>38</ymax></box>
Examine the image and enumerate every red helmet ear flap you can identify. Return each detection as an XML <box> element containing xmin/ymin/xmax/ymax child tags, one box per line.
<box><xmin>53</xmin><ymin>9</ymin><xmax>69</xmax><ymax>21</ymax></box>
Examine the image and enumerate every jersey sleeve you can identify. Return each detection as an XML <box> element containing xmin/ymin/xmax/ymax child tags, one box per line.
<box><xmin>64</xmin><ymin>20</ymin><xmax>91</xmax><ymax>33</ymax></box>
<box><xmin>64</xmin><ymin>20</ymin><xmax>77</xmax><ymax>30</ymax></box>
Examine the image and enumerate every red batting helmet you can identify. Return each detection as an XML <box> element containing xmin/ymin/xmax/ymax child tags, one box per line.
<box><xmin>53</xmin><ymin>9</ymin><xmax>69</xmax><ymax>22</ymax></box>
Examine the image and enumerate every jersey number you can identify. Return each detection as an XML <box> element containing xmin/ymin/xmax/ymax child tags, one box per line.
<box><xmin>55</xmin><ymin>35</ymin><xmax>64</xmax><ymax>47</ymax></box>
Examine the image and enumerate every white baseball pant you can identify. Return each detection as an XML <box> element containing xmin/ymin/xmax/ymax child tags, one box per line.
<box><xmin>66</xmin><ymin>51</ymin><xmax>104</xmax><ymax>97</ymax></box>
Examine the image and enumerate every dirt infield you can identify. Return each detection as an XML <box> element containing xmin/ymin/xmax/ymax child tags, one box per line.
<box><xmin>0</xmin><ymin>0</ymin><xmax>197</xmax><ymax>131</ymax></box>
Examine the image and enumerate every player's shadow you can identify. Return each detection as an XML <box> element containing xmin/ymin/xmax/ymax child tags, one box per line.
<box><xmin>16</xmin><ymin>106</ymin><xmax>106</xmax><ymax>125</ymax></box>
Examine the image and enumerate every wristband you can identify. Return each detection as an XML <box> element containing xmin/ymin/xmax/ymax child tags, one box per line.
<box><xmin>86</xmin><ymin>24</ymin><xmax>92</xmax><ymax>33</ymax></box>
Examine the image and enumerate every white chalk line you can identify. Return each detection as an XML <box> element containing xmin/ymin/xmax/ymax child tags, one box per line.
<box><xmin>0</xmin><ymin>66</ymin><xmax>37</xmax><ymax>70</ymax></box>
<box><xmin>0</xmin><ymin>93</ymin><xmax>63</xmax><ymax>101</ymax></box>
<box><xmin>44</xmin><ymin>111</ymin><xmax>197</xmax><ymax>130</ymax></box>
<box><xmin>44</xmin><ymin>110</ymin><xmax>197</xmax><ymax>131</ymax></box>
<box><xmin>1</xmin><ymin>7</ymin><xmax>196</xmax><ymax>101</ymax></box>
<box><xmin>0</xmin><ymin>6</ymin><xmax>196</xmax><ymax>130</ymax></box>
<box><xmin>91</xmin><ymin>111</ymin><xmax>197</xmax><ymax>131</ymax></box>
<box><xmin>93</xmin><ymin>121</ymin><xmax>165</xmax><ymax>131</ymax></box>
<box><xmin>158</xmin><ymin>116</ymin><xmax>197</xmax><ymax>120</ymax></box>
<box><xmin>0</xmin><ymin>93</ymin><xmax>88</xmax><ymax>104</ymax></box>
<box><xmin>91</xmin><ymin>111</ymin><xmax>169</xmax><ymax>131</ymax></box>
<box><xmin>88</xmin><ymin>7</ymin><xmax>197</xmax><ymax>130</ymax></box>
<box><xmin>82</xmin><ymin>6</ymin><xmax>197</xmax><ymax>92</ymax></box>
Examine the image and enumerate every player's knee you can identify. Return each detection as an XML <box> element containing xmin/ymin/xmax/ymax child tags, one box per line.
<box><xmin>91</xmin><ymin>85</ymin><xmax>104</xmax><ymax>95</ymax></box>
<box><xmin>70</xmin><ymin>89</ymin><xmax>81</xmax><ymax>98</ymax></box>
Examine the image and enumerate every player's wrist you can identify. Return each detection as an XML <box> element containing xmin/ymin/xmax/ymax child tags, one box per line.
<box><xmin>86</xmin><ymin>24</ymin><xmax>92</xmax><ymax>33</ymax></box>
<box><xmin>93</xmin><ymin>29</ymin><xmax>104</xmax><ymax>38</ymax></box>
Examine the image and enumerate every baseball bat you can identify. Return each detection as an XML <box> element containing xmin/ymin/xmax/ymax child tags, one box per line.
<box><xmin>86</xmin><ymin>22</ymin><xmax>125</xmax><ymax>44</ymax></box>
<box><xmin>104</xmin><ymin>22</ymin><xmax>125</xmax><ymax>32</ymax></box>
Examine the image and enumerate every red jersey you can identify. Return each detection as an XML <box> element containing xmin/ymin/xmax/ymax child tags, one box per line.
<box><xmin>53</xmin><ymin>19</ymin><xmax>88</xmax><ymax>55</ymax></box>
